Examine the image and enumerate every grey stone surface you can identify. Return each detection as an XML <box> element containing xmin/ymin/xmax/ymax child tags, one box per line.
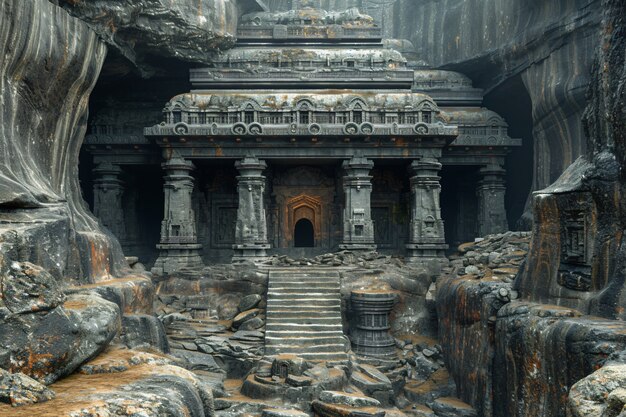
<box><xmin>0</xmin><ymin>369</ymin><xmax>55</xmax><ymax>407</ymax></box>
<box><xmin>238</xmin><ymin>294</ymin><xmax>263</xmax><ymax>312</ymax></box>
<box><xmin>0</xmin><ymin>0</ymin><xmax>129</xmax><ymax>283</ymax></box>
<box><xmin>56</xmin><ymin>0</ymin><xmax>240</xmax><ymax>76</ymax></box>
<box><xmin>0</xmin><ymin>291</ymin><xmax>120</xmax><ymax>384</ymax></box>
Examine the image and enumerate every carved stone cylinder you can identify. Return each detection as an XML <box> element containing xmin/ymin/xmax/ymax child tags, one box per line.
<box><xmin>350</xmin><ymin>289</ymin><xmax>396</xmax><ymax>357</ymax></box>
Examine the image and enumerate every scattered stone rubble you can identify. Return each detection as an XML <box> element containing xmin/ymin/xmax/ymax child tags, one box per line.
<box><xmin>446</xmin><ymin>232</ymin><xmax>531</xmax><ymax>283</ymax></box>
<box><xmin>262</xmin><ymin>251</ymin><xmax>406</xmax><ymax>269</ymax></box>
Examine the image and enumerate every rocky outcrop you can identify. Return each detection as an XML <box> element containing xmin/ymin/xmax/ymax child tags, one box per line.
<box><xmin>517</xmin><ymin>0</ymin><xmax>626</xmax><ymax>318</ymax></box>
<box><xmin>0</xmin><ymin>262</ymin><xmax>121</xmax><ymax>385</ymax></box>
<box><xmin>0</xmin><ymin>0</ymin><xmax>129</xmax><ymax>282</ymax></box>
<box><xmin>0</xmin><ymin>348</ymin><xmax>215</xmax><ymax>416</ymax></box>
<box><xmin>56</xmin><ymin>0</ymin><xmax>241</xmax><ymax>76</ymax></box>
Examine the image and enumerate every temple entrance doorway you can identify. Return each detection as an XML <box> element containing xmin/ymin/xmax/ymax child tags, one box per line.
<box><xmin>270</xmin><ymin>165</ymin><xmax>339</xmax><ymax>255</ymax></box>
<box><xmin>294</xmin><ymin>219</ymin><xmax>315</xmax><ymax>247</ymax></box>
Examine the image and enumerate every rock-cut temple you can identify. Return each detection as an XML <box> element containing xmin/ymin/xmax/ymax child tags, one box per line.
<box><xmin>84</xmin><ymin>0</ymin><xmax>521</xmax><ymax>275</ymax></box>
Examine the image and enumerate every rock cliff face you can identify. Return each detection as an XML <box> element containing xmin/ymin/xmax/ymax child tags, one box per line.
<box><xmin>437</xmin><ymin>0</ymin><xmax>626</xmax><ymax>415</ymax></box>
<box><xmin>0</xmin><ymin>0</ymin><xmax>124</xmax><ymax>282</ymax></box>
<box><xmin>56</xmin><ymin>0</ymin><xmax>240</xmax><ymax>76</ymax></box>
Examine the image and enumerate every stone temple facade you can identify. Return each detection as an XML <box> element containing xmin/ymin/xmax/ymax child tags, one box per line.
<box><xmin>84</xmin><ymin>0</ymin><xmax>520</xmax><ymax>275</ymax></box>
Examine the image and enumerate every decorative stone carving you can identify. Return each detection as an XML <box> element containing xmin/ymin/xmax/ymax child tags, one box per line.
<box><xmin>152</xmin><ymin>156</ymin><xmax>203</xmax><ymax>275</ymax></box>
<box><xmin>340</xmin><ymin>156</ymin><xmax>376</xmax><ymax>252</ymax></box>
<box><xmin>476</xmin><ymin>165</ymin><xmax>509</xmax><ymax>236</ymax></box>
<box><xmin>233</xmin><ymin>156</ymin><xmax>271</xmax><ymax>262</ymax></box>
<box><xmin>557</xmin><ymin>208</ymin><xmax>592</xmax><ymax>291</ymax></box>
<box><xmin>350</xmin><ymin>289</ymin><xmax>397</xmax><ymax>357</ymax></box>
<box><xmin>92</xmin><ymin>162</ymin><xmax>126</xmax><ymax>242</ymax></box>
<box><xmin>405</xmin><ymin>159</ymin><xmax>447</xmax><ymax>268</ymax></box>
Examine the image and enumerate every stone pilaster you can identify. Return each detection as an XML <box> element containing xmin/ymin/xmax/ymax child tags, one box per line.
<box><xmin>152</xmin><ymin>156</ymin><xmax>203</xmax><ymax>275</ymax></box>
<box><xmin>405</xmin><ymin>158</ymin><xmax>448</xmax><ymax>270</ymax></box>
<box><xmin>93</xmin><ymin>162</ymin><xmax>126</xmax><ymax>242</ymax></box>
<box><xmin>477</xmin><ymin>164</ymin><xmax>509</xmax><ymax>237</ymax></box>
<box><xmin>339</xmin><ymin>156</ymin><xmax>376</xmax><ymax>252</ymax></box>
<box><xmin>232</xmin><ymin>156</ymin><xmax>270</xmax><ymax>262</ymax></box>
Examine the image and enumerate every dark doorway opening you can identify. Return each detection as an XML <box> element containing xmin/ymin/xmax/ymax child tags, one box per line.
<box><xmin>294</xmin><ymin>219</ymin><xmax>315</xmax><ymax>247</ymax></box>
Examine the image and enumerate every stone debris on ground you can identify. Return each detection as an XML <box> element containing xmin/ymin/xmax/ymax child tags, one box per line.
<box><xmin>0</xmin><ymin>369</ymin><xmax>55</xmax><ymax>407</ymax></box>
<box><xmin>262</xmin><ymin>251</ymin><xmax>406</xmax><ymax>268</ymax></box>
<box><xmin>446</xmin><ymin>232</ymin><xmax>531</xmax><ymax>282</ymax></box>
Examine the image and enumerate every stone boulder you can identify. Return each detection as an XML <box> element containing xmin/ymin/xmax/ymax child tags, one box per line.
<box><xmin>0</xmin><ymin>262</ymin><xmax>65</xmax><ymax>314</ymax></box>
<box><xmin>568</xmin><ymin>351</ymin><xmax>626</xmax><ymax>417</ymax></box>
<box><xmin>0</xmin><ymin>348</ymin><xmax>215</xmax><ymax>416</ymax></box>
<box><xmin>0</xmin><ymin>291</ymin><xmax>120</xmax><ymax>384</ymax></box>
<box><xmin>0</xmin><ymin>369</ymin><xmax>55</xmax><ymax>407</ymax></box>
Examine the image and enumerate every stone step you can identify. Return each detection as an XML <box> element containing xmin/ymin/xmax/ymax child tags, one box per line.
<box><xmin>268</xmin><ymin>292</ymin><xmax>341</xmax><ymax>299</ymax></box>
<box><xmin>264</xmin><ymin>336</ymin><xmax>347</xmax><ymax>346</ymax></box>
<box><xmin>268</xmin><ymin>286</ymin><xmax>340</xmax><ymax>292</ymax></box>
<box><xmin>265</xmin><ymin>323</ymin><xmax>343</xmax><ymax>332</ymax></box>
<box><xmin>266</xmin><ymin>316</ymin><xmax>342</xmax><ymax>323</ymax></box>
<box><xmin>267</xmin><ymin>299</ymin><xmax>340</xmax><ymax>307</ymax></box>
<box><xmin>266</xmin><ymin>308</ymin><xmax>341</xmax><ymax>316</ymax></box>
<box><xmin>264</xmin><ymin>350</ymin><xmax>349</xmax><ymax>361</ymax></box>
<box><xmin>265</xmin><ymin>332</ymin><xmax>345</xmax><ymax>345</ymax></box>
<box><xmin>264</xmin><ymin>343</ymin><xmax>347</xmax><ymax>354</ymax></box>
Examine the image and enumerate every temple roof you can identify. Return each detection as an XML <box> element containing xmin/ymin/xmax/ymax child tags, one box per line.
<box><xmin>213</xmin><ymin>47</ymin><xmax>406</xmax><ymax>67</ymax></box>
<box><xmin>165</xmin><ymin>91</ymin><xmax>440</xmax><ymax>112</ymax></box>
<box><xmin>239</xmin><ymin>8</ymin><xmax>376</xmax><ymax>28</ymax></box>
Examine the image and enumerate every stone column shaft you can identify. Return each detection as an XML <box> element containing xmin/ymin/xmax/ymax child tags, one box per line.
<box><xmin>93</xmin><ymin>162</ymin><xmax>126</xmax><ymax>241</ymax></box>
<box><xmin>340</xmin><ymin>156</ymin><xmax>376</xmax><ymax>251</ymax></box>
<box><xmin>233</xmin><ymin>156</ymin><xmax>270</xmax><ymax>262</ymax></box>
<box><xmin>152</xmin><ymin>156</ymin><xmax>202</xmax><ymax>275</ymax></box>
<box><xmin>477</xmin><ymin>165</ymin><xmax>508</xmax><ymax>236</ymax></box>
<box><xmin>406</xmin><ymin>158</ymin><xmax>447</xmax><ymax>269</ymax></box>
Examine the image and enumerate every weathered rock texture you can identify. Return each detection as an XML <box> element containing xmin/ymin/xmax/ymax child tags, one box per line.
<box><xmin>56</xmin><ymin>0</ymin><xmax>240</xmax><ymax>76</ymax></box>
<box><xmin>0</xmin><ymin>0</ymin><xmax>127</xmax><ymax>282</ymax></box>
<box><xmin>517</xmin><ymin>0</ymin><xmax>626</xmax><ymax>319</ymax></box>
<box><xmin>0</xmin><ymin>348</ymin><xmax>215</xmax><ymax>416</ymax></box>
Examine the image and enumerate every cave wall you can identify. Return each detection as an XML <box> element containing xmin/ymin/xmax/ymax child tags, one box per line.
<box><xmin>0</xmin><ymin>0</ymin><xmax>127</xmax><ymax>283</ymax></box>
<box><xmin>437</xmin><ymin>0</ymin><xmax>626</xmax><ymax>415</ymax></box>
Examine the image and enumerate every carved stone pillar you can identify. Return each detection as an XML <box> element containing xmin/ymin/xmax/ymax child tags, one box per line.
<box><xmin>339</xmin><ymin>156</ymin><xmax>376</xmax><ymax>252</ymax></box>
<box><xmin>232</xmin><ymin>156</ymin><xmax>270</xmax><ymax>262</ymax></box>
<box><xmin>152</xmin><ymin>156</ymin><xmax>203</xmax><ymax>275</ymax></box>
<box><xmin>93</xmin><ymin>162</ymin><xmax>126</xmax><ymax>242</ymax></box>
<box><xmin>477</xmin><ymin>165</ymin><xmax>509</xmax><ymax>236</ymax></box>
<box><xmin>405</xmin><ymin>158</ymin><xmax>447</xmax><ymax>269</ymax></box>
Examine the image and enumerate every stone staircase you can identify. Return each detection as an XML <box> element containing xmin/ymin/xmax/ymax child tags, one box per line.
<box><xmin>264</xmin><ymin>268</ymin><xmax>349</xmax><ymax>363</ymax></box>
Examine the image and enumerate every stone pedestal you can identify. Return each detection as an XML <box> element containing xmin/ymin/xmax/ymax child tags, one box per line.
<box><xmin>339</xmin><ymin>156</ymin><xmax>376</xmax><ymax>252</ymax></box>
<box><xmin>93</xmin><ymin>162</ymin><xmax>126</xmax><ymax>241</ymax></box>
<box><xmin>405</xmin><ymin>159</ymin><xmax>448</xmax><ymax>270</ymax></box>
<box><xmin>350</xmin><ymin>290</ymin><xmax>396</xmax><ymax>357</ymax></box>
<box><xmin>152</xmin><ymin>156</ymin><xmax>203</xmax><ymax>275</ymax></box>
<box><xmin>477</xmin><ymin>165</ymin><xmax>508</xmax><ymax>236</ymax></box>
<box><xmin>232</xmin><ymin>156</ymin><xmax>270</xmax><ymax>262</ymax></box>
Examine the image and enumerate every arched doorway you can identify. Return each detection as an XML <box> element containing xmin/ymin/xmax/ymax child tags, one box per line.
<box><xmin>294</xmin><ymin>219</ymin><xmax>315</xmax><ymax>247</ymax></box>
